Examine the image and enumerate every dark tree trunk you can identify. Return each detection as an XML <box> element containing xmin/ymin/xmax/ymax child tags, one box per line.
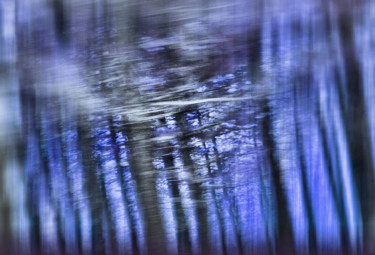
<box><xmin>259</xmin><ymin>99</ymin><xmax>295</xmax><ymax>255</ymax></box>
<box><xmin>212</xmin><ymin>136</ymin><xmax>245</xmax><ymax>255</ymax></box>
<box><xmin>336</xmin><ymin>7</ymin><xmax>375</xmax><ymax>254</ymax></box>
<box><xmin>161</xmin><ymin>136</ymin><xmax>192</xmax><ymax>255</ymax></box>
<box><xmin>175</xmin><ymin>111</ymin><xmax>211</xmax><ymax>255</ymax></box>
<box><xmin>315</xmin><ymin>98</ymin><xmax>350</xmax><ymax>254</ymax></box>
<box><xmin>123</xmin><ymin>121</ymin><xmax>168</xmax><ymax>255</ymax></box>
<box><xmin>293</xmin><ymin>85</ymin><xmax>317</xmax><ymax>254</ymax></box>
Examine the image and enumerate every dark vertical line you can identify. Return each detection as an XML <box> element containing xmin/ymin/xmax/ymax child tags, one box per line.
<box><xmin>122</xmin><ymin>120</ymin><xmax>168</xmax><ymax>255</ymax></box>
<box><xmin>315</xmin><ymin>93</ymin><xmax>350</xmax><ymax>254</ymax></box>
<box><xmin>175</xmin><ymin>111</ymin><xmax>211</xmax><ymax>255</ymax></box>
<box><xmin>252</xmin><ymin>126</ymin><xmax>274</xmax><ymax>255</ymax></box>
<box><xmin>196</xmin><ymin>112</ymin><xmax>228</xmax><ymax>255</ymax></box>
<box><xmin>293</xmin><ymin>85</ymin><xmax>317</xmax><ymax>254</ymax></box>
<box><xmin>108</xmin><ymin>116</ymin><xmax>140</xmax><ymax>255</ymax></box>
<box><xmin>259</xmin><ymin>98</ymin><xmax>295</xmax><ymax>255</ymax></box>
<box><xmin>97</xmin><ymin>164</ymin><xmax>118</xmax><ymax>255</ymax></box>
<box><xmin>57</xmin><ymin>111</ymin><xmax>82</xmax><ymax>255</ymax></box>
<box><xmin>160</xmin><ymin>130</ymin><xmax>192</xmax><ymax>255</ymax></box>
<box><xmin>335</xmin><ymin>6</ymin><xmax>375</xmax><ymax>253</ymax></box>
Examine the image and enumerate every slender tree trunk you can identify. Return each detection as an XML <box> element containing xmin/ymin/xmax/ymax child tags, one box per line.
<box><xmin>0</xmin><ymin>147</ymin><xmax>12</xmax><ymax>255</ymax></box>
<box><xmin>124</xmin><ymin>121</ymin><xmax>168</xmax><ymax>255</ymax></box>
<box><xmin>58</xmin><ymin>112</ymin><xmax>82</xmax><ymax>255</ymax></box>
<box><xmin>175</xmin><ymin>111</ymin><xmax>210</xmax><ymax>255</ymax></box>
<box><xmin>202</xmin><ymin>139</ymin><xmax>227</xmax><ymax>255</ymax></box>
<box><xmin>108</xmin><ymin>116</ymin><xmax>140</xmax><ymax>255</ymax></box>
<box><xmin>259</xmin><ymin>98</ymin><xmax>295</xmax><ymax>255</ymax></box>
<box><xmin>77</xmin><ymin>116</ymin><xmax>106</xmax><ymax>255</ymax></box>
<box><xmin>0</xmin><ymin>2</ymin><xmax>29</xmax><ymax>252</ymax></box>
<box><xmin>335</xmin><ymin>6</ymin><xmax>375</xmax><ymax>253</ymax></box>
<box><xmin>252</xmin><ymin>127</ymin><xmax>274</xmax><ymax>255</ymax></box>
<box><xmin>98</xmin><ymin>166</ymin><xmax>118</xmax><ymax>255</ymax></box>
<box><xmin>196</xmin><ymin>112</ymin><xmax>228</xmax><ymax>255</ymax></box>
<box><xmin>213</xmin><ymin>135</ymin><xmax>245</xmax><ymax>255</ymax></box>
<box><xmin>36</xmin><ymin>99</ymin><xmax>66</xmax><ymax>254</ymax></box>
<box><xmin>315</xmin><ymin>98</ymin><xmax>350</xmax><ymax>254</ymax></box>
<box><xmin>293</xmin><ymin>86</ymin><xmax>317</xmax><ymax>254</ymax></box>
<box><xmin>161</xmin><ymin>135</ymin><xmax>192</xmax><ymax>255</ymax></box>
<box><xmin>19</xmin><ymin>70</ymin><xmax>41</xmax><ymax>255</ymax></box>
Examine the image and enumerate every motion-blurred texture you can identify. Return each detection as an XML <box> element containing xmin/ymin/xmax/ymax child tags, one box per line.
<box><xmin>1</xmin><ymin>0</ymin><xmax>374</xmax><ymax>254</ymax></box>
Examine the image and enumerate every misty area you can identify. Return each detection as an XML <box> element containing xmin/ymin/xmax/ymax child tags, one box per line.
<box><xmin>1</xmin><ymin>0</ymin><xmax>375</xmax><ymax>254</ymax></box>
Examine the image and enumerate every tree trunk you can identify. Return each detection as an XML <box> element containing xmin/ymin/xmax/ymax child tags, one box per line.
<box><xmin>293</xmin><ymin>86</ymin><xmax>317</xmax><ymax>254</ymax></box>
<box><xmin>161</xmin><ymin>135</ymin><xmax>192</xmax><ymax>255</ymax></box>
<box><xmin>259</xmin><ymin>99</ymin><xmax>295</xmax><ymax>255</ymax></box>
<box><xmin>77</xmin><ymin>116</ymin><xmax>106</xmax><ymax>255</ymax></box>
<box><xmin>175</xmin><ymin>111</ymin><xmax>210</xmax><ymax>255</ymax></box>
<box><xmin>335</xmin><ymin>6</ymin><xmax>375</xmax><ymax>253</ymax></box>
<box><xmin>108</xmin><ymin>116</ymin><xmax>140</xmax><ymax>255</ymax></box>
<box><xmin>123</xmin><ymin>121</ymin><xmax>168</xmax><ymax>255</ymax></box>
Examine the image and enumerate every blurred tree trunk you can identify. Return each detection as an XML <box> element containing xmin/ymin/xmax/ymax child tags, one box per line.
<box><xmin>108</xmin><ymin>116</ymin><xmax>140</xmax><ymax>255</ymax></box>
<box><xmin>77</xmin><ymin>116</ymin><xmax>106</xmax><ymax>254</ymax></box>
<box><xmin>57</xmin><ymin>112</ymin><xmax>82</xmax><ymax>254</ymax></box>
<box><xmin>175</xmin><ymin>111</ymin><xmax>210</xmax><ymax>255</ymax></box>
<box><xmin>159</xmin><ymin>118</ymin><xmax>192</xmax><ymax>255</ymax></box>
<box><xmin>98</xmin><ymin>165</ymin><xmax>118</xmax><ymax>255</ymax></box>
<box><xmin>259</xmin><ymin>99</ymin><xmax>295</xmax><ymax>255</ymax></box>
<box><xmin>315</xmin><ymin>98</ymin><xmax>350</xmax><ymax>253</ymax></box>
<box><xmin>1</xmin><ymin>1</ymin><xmax>29</xmax><ymax>253</ymax></box>
<box><xmin>163</xmin><ymin>146</ymin><xmax>192</xmax><ymax>255</ymax></box>
<box><xmin>252</xmin><ymin>126</ymin><xmax>274</xmax><ymax>254</ymax></box>
<box><xmin>0</xmin><ymin>127</ymin><xmax>13</xmax><ymax>255</ymax></box>
<box><xmin>52</xmin><ymin>0</ymin><xmax>69</xmax><ymax>45</ymax></box>
<box><xmin>293</xmin><ymin>85</ymin><xmax>317</xmax><ymax>254</ymax></box>
<box><xmin>335</xmin><ymin>4</ymin><xmax>375</xmax><ymax>253</ymax></box>
<box><xmin>123</xmin><ymin>117</ymin><xmax>168</xmax><ymax>254</ymax></box>
<box><xmin>19</xmin><ymin>56</ymin><xmax>41</xmax><ymax>255</ymax></box>
<box><xmin>250</xmin><ymin>7</ymin><xmax>295</xmax><ymax>253</ymax></box>
<box><xmin>0</xmin><ymin>0</ymin><xmax>13</xmax><ymax>248</ymax></box>
<box><xmin>196</xmin><ymin>111</ymin><xmax>229</xmax><ymax>255</ymax></box>
<box><xmin>213</xmin><ymin>135</ymin><xmax>245</xmax><ymax>255</ymax></box>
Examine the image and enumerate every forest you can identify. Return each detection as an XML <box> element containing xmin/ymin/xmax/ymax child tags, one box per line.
<box><xmin>1</xmin><ymin>0</ymin><xmax>375</xmax><ymax>254</ymax></box>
